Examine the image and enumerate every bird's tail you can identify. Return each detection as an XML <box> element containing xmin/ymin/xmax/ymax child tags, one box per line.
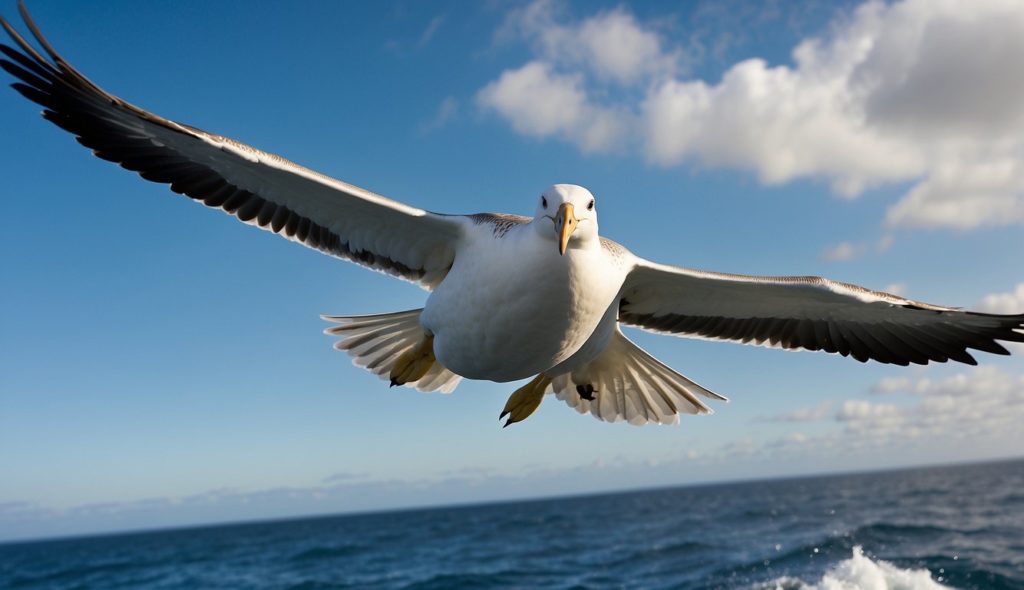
<box><xmin>321</xmin><ymin>309</ymin><xmax>462</xmax><ymax>393</ymax></box>
<box><xmin>551</xmin><ymin>328</ymin><xmax>727</xmax><ymax>425</ymax></box>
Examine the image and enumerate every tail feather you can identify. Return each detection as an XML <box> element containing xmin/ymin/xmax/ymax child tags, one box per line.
<box><xmin>322</xmin><ymin>309</ymin><xmax>462</xmax><ymax>393</ymax></box>
<box><xmin>552</xmin><ymin>328</ymin><xmax>726</xmax><ymax>425</ymax></box>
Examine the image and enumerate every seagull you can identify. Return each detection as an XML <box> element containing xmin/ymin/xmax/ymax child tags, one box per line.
<box><xmin>2</xmin><ymin>4</ymin><xmax>1022</xmax><ymax>427</ymax></box>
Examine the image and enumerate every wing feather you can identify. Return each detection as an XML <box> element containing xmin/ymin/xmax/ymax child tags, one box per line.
<box><xmin>1</xmin><ymin>4</ymin><xmax>464</xmax><ymax>289</ymax></box>
<box><xmin>619</xmin><ymin>257</ymin><xmax>1024</xmax><ymax>366</ymax></box>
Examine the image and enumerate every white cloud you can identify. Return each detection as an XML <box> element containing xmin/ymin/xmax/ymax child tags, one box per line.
<box><xmin>479</xmin><ymin>0</ymin><xmax>1024</xmax><ymax>230</ymax></box>
<box><xmin>976</xmin><ymin>284</ymin><xmax>1024</xmax><ymax>353</ymax></box>
<box><xmin>821</xmin><ymin>241</ymin><xmax>866</xmax><ymax>262</ymax></box>
<box><xmin>820</xmin><ymin>235</ymin><xmax>898</xmax><ymax>262</ymax></box>
<box><xmin>706</xmin><ymin>365</ymin><xmax>1021</xmax><ymax>468</ymax></box>
<box><xmin>884</xmin><ymin>152</ymin><xmax>1024</xmax><ymax>229</ymax></box>
<box><xmin>420</xmin><ymin>96</ymin><xmax>459</xmax><ymax>134</ymax></box>
<box><xmin>499</xmin><ymin>0</ymin><xmax>679</xmax><ymax>85</ymax></box>
<box><xmin>645</xmin><ymin>0</ymin><xmax>1024</xmax><ymax>224</ymax></box>
<box><xmin>836</xmin><ymin>399</ymin><xmax>901</xmax><ymax>423</ymax></box>
<box><xmin>977</xmin><ymin>283</ymin><xmax>1024</xmax><ymax>315</ymax></box>
<box><xmin>857</xmin><ymin>3</ymin><xmax>1024</xmax><ymax>138</ymax></box>
<box><xmin>725</xmin><ymin>366</ymin><xmax>1021</xmax><ymax>466</ymax></box>
<box><xmin>766</xmin><ymin>400</ymin><xmax>834</xmax><ymax>422</ymax></box>
<box><xmin>550</xmin><ymin>9</ymin><xmax>677</xmax><ymax>84</ymax></box>
<box><xmin>871</xmin><ymin>375</ymin><xmax>912</xmax><ymax>394</ymax></box>
<box><xmin>706</xmin><ymin>366</ymin><xmax>1021</xmax><ymax>462</ymax></box>
<box><xmin>833</xmin><ymin>366</ymin><xmax>1024</xmax><ymax>445</ymax></box>
<box><xmin>418</xmin><ymin>15</ymin><xmax>445</xmax><ymax>48</ymax></box>
<box><xmin>476</xmin><ymin>61</ymin><xmax>627</xmax><ymax>152</ymax></box>
<box><xmin>641</xmin><ymin>55</ymin><xmax>923</xmax><ymax>195</ymax></box>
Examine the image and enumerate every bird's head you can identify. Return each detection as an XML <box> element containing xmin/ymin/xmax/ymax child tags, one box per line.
<box><xmin>533</xmin><ymin>184</ymin><xmax>600</xmax><ymax>255</ymax></box>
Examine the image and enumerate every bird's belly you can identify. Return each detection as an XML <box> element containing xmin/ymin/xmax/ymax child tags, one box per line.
<box><xmin>422</xmin><ymin>241</ymin><xmax>617</xmax><ymax>382</ymax></box>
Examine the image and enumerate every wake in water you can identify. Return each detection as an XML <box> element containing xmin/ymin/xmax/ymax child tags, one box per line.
<box><xmin>759</xmin><ymin>546</ymin><xmax>950</xmax><ymax>590</ymax></box>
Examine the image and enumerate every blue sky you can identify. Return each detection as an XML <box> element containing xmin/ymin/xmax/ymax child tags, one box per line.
<box><xmin>1</xmin><ymin>0</ymin><xmax>1022</xmax><ymax>542</ymax></box>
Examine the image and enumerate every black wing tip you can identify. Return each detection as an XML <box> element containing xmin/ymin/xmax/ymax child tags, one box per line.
<box><xmin>2</xmin><ymin>2</ymin><xmax>108</xmax><ymax>99</ymax></box>
<box><xmin>9</xmin><ymin>80</ymin><xmax>47</xmax><ymax>104</ymax></box>
<box><xmin>16</xmin><ymin>0</ymin><xmax>60</xmax><ymax>65</ymax></box>
<box><xmin>1</xmin><ymin>3</ymin><xmax>57</xmax><ymax>87</ymax></box>
<box><xmin>957</xmin><ymin>352</ymin><xmax>979</xmax><ymax>366</ymax></box>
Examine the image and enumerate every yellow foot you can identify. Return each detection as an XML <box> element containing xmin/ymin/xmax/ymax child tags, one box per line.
<box><xmin>389</xmin><ymin>334</ymin><xmax>435</xmax><ymax>387</ymax></box>
<box><xmin>499</xmin><ymin>374</ymin><xmax>552</xmax><ymax>428</ymax></box>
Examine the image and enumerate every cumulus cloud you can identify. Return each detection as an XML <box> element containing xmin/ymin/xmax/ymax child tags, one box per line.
<box><xmin>479</xmin><ymin>0</ymin><xmax>1024</xmax><ymax>230</ymax></box>
<box><xmin>884</xmin><ymin>153</ymin><xmax>1024</xmax><ymax>229</ymax></box>
<box><xmin>640</xmin><ymin>54</ymin><xmax>922</xmax><ymax>195</ymax></box>
<box><xmin>497</xmin><ymin>0</ymin><xmax>679</xmax><ymax>85</ymax></box>
<box><xmin>977</xmin><ymin>283</ymin><xmax>1024</xmax><ymax>315</ymax></box>
<box><xmin>477</xmin><ymin>61</ymin><xmax>627</xmax><ymax>152</ymax></box>
<box><xmin>836</xmin><ymin>399</ymin><xmax>902</xmax><ymax>427</ymax></box>
<box><xmin>833</xmin><ymin>367</ymin><xmax>1024</xmax><ymax>446</ymax></box>
<box><xmin>975</xmin><ymin>284</ymin><xmax>1024</xmax><ymax>353</ymax></box>
<box><xmin>718</xmin><ymin>365</ymin><xmax>1022</xmax><ymax>467</ymax></box>
<box><xmin>703</xmin><ymin>365</ymin><xmax>1021</xmax><ymax>463</ymax></box>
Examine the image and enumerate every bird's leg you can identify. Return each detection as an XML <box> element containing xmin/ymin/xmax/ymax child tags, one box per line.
<box><xmin>499</xmin><ymin>374</ymin><xmax>552</xmax><ymax>428</ymax></box>
<box><xmin>576</xmin><ymin>383</ymin><xmax>597</xmax><ymax>401</ymax></box>
<box><xmin>389</xmin><ymin>333</ymin><xmax>435</xmax><ymax>387</ymax></box>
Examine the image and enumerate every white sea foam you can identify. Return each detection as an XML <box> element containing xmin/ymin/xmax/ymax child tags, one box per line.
<box><xmin>757</xmin><ymin>546</ymin><xmax>951</xmax><ymax>590</ymax></box>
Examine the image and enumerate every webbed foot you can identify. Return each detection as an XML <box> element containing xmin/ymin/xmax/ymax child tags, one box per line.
<box><xmin>576</xmin><ymin>383</ymin><xmax>597</xmax><ymax>401</ymax></box>
<box><xmin>389</xmin><ymin>334</ymin><xmax>435</xmax><ymax>387</ymax></box>
<box><xmin>499</xmin><ymin>374</ymin><xmax>552</xmax><ymax>427</ymax></box>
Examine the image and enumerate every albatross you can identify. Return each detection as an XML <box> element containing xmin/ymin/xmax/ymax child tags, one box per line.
<box><xmin>3</xmin><ymin>4</ymin><xmax>1022</xmax><ymax>427</ymax></box>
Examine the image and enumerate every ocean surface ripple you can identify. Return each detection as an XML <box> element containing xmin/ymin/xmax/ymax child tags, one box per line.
<box><xmin>1</xmin><ymin>459</ymin><xmax>1022</xmax><ymax>589</ymax></box>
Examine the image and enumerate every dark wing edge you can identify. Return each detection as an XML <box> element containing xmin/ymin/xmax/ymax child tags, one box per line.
<box><xmin>0</xmin><ymin>2</ymin><xmax>463</xmax><ymax>289</ymax></box>
<box><xmin>619</xmin><ymin>259</ymin><xmax>1024</xmax><ymax>367</ymax></box>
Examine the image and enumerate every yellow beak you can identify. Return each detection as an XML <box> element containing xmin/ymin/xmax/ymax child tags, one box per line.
<box><xmin>556</xmin><ymin>202</ymin><xmax>578</xmax><ymax>255</ymax></box>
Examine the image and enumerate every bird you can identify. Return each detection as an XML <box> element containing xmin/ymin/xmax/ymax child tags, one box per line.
<box><xmin>2</xmin><ymin>3</ymin><xmax>1022</xmax><ymax>427</ymax></box>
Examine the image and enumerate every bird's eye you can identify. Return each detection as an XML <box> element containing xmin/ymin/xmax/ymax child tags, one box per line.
<box><xmin>542</xmin><ymin>196</ymin><xmax>548</xmax><ymax>209</ymax></box>
<box><xmin>587</xmin><ymin>200</ymin><xmax>595</xmax><ymax>211</ymax></box>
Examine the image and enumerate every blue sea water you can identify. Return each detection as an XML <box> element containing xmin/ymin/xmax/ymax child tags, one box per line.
<box><xmin>1</xmin><ymin>459</ymin><xmax>1022</xmax><ymax>589</ymax></box>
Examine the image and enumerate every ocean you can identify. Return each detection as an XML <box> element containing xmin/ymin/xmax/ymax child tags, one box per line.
<box><xmin>1</xmin><ymin>459</ymin><xmax>1021</xmax><ymax>589</ymax></box>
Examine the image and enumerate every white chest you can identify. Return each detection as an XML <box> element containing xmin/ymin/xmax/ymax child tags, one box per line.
<box><xmin>421</xmin><ymin>224</ymin><xmax>625</xmax><ymax>382</ymax></box>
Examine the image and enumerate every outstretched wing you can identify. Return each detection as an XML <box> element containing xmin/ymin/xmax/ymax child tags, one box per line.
<box><xmin>0</xmin><ymin>3</ymin><xmax>462</xmax><ymax>289</ymax></box>
<box><xmin>618</xmin><ymin>257</ymin><xmax>1024</xmax><ymax>366</ymax></box>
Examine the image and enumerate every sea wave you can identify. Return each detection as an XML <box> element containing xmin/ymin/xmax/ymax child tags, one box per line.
<box><xmin>754</xmin><ymin>546</ymin><xmax>950</xmax><ymax>590</ymax></box>
<box><xmin>2</xmin><ymin>460</ymin><xmax>1019</xmax><ymax>590</ymax></box>
<box><xmin>290</xmin><ymin>543</ymin><xmax>367</xmax><ymax>562</ymax></box>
